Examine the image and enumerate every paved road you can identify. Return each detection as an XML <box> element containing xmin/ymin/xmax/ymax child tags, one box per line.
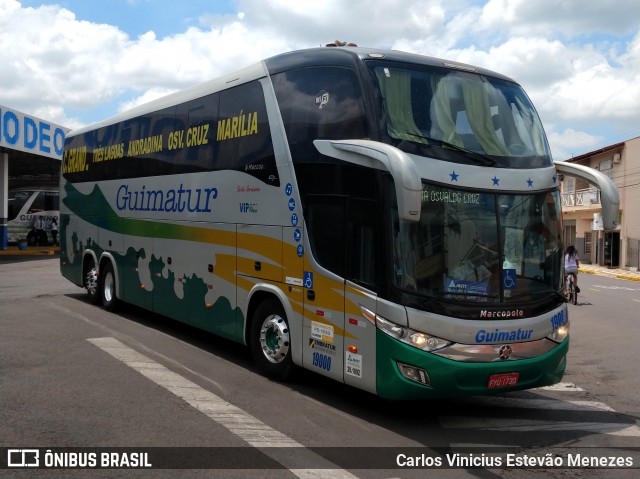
<box><xmin>1</xmin><ymin>257</ymin><xmax>639</xmax><ymax>479</ymax></box>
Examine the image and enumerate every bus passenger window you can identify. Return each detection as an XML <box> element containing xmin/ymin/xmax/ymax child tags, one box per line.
<box><xmin>217</xmin><ymin>81</ymin><xmax>277</xmax><ymax>184</ymax></box>
<box><xmin>271</xmin><ymin>66</ymin><xmax>368</xmax><ymax>163</ymax></box>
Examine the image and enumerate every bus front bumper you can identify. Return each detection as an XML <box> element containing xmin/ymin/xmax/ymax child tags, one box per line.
<box><xmin>375</xmin><ymin>331</ymin><xmax>568</xmax><ymax>400</ymax></box>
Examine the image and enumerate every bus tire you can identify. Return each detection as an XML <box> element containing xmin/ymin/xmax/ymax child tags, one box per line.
<box><xmin>100</xmin><ymin>262</ymin><xmax>118</xmax><ymax>312</ymax></box>
<box><xmin>84</xmin><ymin>258</ymin><xmax>100</xmax><ymax>305</ymax></box>
<box><xmin>249</xmin><ymin>298</ymin><xmax>294</xmax><ymax>381</ymax></box>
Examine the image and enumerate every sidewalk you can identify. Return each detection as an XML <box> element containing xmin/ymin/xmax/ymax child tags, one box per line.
<box><xmin>579</xmin><ymin>263</ymin><xmax>640</xmax><ymax>282</ymax></box>
<box><xmin>0</xmin><ymin>245</ymin><xmax>60</xmax><ymax>256</ymax></box>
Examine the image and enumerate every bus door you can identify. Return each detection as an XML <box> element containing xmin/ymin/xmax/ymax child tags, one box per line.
<box><xmin>301</xmin><ymin>196</ymin><xmax>346</xmax><ymax>383</ymax></box>
<box><xmin>301</xmin><ymin>195</ymin><xmax>379</xmax><ymax>387</ymax></box>
<box><xmin>343</xmin><ymin>197</ymin><xmax>379</xmax><ymax>393</ymax></box>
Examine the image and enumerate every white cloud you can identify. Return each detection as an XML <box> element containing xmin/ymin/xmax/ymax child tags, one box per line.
<box><xmin>479</xmin><ymin>0</ymin><xmax>640</xmax><ymax>37</ymax></box>
<box><xmin>116</xmin><ymin>87</ymin><xmax>178</xmax><ymax>113</ymax></box>
<box><xmin>1</xmin><ymin>0</ymin><xmax>639</xmax><ymax>159</ymax></box>
<box><xmin>546</xmin><ymin>127</ymin><xmax>604</xmax><ymax>162</ymax></box>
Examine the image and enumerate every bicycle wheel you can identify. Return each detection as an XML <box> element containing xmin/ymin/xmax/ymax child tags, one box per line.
<box><xmin>570</xmin><ymin>280</ymin><xmax>577</xmax><ymax>305</ymax></box>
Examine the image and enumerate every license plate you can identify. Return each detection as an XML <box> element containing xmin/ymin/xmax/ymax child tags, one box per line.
<box><xmin>488</xmin><ymin>372</ymin><xmax>520</xmax><ymax>388</ymax></box>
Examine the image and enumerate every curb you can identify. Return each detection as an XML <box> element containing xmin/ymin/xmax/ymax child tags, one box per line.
<box><xmin>580</xmin><ymin>266</ymin><xmax>640</xmax><ymax>282</ymax></box>
<box><xmin>0</xmin><ymin>247</ymin><xmax>60</xmax><ymax>256</ymax></box>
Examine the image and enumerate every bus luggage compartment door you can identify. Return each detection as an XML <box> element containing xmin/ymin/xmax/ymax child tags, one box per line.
<box><xmin>237</xmin><ymin>224</ymin><xmax>283</xmax><ymax>283</ymax></box>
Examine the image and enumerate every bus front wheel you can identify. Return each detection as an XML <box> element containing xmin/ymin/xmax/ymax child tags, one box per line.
<box><xmin>250</xmin><ymin>298</ymin><xmax>294</xmax><ymax>381</ymax></box>
<box><xmin>100</xmin><ymin>262</ymin><xmax>118</xmax><ymax>312</ymax></box>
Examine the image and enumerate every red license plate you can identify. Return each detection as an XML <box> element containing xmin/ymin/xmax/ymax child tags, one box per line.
<box><xmin>488</xmin><ymin>372</ymin><xmax>520</xmax><ymax>388</ymax></box>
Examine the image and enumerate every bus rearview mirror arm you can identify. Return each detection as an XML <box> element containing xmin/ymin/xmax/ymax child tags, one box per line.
<box><xmin>313</xmin><ymin>139</ymin><xmax>422</xmax><ymax>222</ymax></box>
<box><xmin>554</xmin><ymin>160</ymin><xmax>620</xmax><ymax>231</ymax></box>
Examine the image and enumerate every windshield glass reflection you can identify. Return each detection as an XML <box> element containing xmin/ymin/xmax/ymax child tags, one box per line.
<box><xmin>391</xmin><ymin>182</ymin><xmax>563</xmax><ymax>304</ymax></box>
<box><xmin>369</xmin><ymin>62</ymin><xmax>552</xmax><ymax>168</ymax></box>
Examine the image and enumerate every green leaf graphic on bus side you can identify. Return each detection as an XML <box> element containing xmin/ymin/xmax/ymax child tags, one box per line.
<box><xmin>63</xmin><ymin>182</ymin><xmax>199</xmax><ymax>241</ymax></box>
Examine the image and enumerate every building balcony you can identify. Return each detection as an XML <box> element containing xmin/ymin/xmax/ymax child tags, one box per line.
<box><xmin>560</xmin><ymin>187</ymin><xmax>601</xmax><ymax>210</ymax></box>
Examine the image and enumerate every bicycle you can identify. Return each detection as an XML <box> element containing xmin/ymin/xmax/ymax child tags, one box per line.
<box><xmin>565</xmin><ymin>273</ymin><xmax>577</xmax><ymax>305</ymax></box>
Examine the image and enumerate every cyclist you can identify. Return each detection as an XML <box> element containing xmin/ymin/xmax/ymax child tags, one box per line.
<box><xmin>564</xmin><ymin>245</ymin><xmax>580</xmax><ymax>294</ymax></box>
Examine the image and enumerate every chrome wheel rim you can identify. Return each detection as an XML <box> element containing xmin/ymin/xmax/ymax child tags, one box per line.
<box><xmin>103</xmin><ymin>272</ymin><xmax>114</xmax><ymax>303</ymax></box>
<box><xmin>85</xmin><ymin>267</ymin><xmax>98</xmax><ymax>296</ymax></box>
<box><xmin>259</xmin><ymin>314</ymin><xmax>290</xmax><ymax>364</ymax></box>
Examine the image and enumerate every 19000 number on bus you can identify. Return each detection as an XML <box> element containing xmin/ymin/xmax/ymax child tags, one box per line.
<box><xmin>312</xmin><ymin>352</ymin><xmax>332</xmax><ymax>371</ymax></box>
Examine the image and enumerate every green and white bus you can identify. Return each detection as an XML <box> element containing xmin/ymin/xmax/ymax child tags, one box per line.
<box><xmin>60</xmin><ymin>46</ymin><xmax>619</xmax><ymax>399</ymax></box>
<box><xmin>7</xmin><ymin>186</ymin><xmax>59</xmax><ymax>245</ymax></box>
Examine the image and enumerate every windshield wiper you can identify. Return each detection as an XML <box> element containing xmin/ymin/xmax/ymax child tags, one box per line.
<box><xmin>399</xmin><ymin>133</ymin><xmax>497</xmax><ymax>166</ymax></box>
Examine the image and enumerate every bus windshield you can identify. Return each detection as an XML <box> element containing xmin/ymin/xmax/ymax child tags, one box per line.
<box><xmin>369</xmin><ymin>62</ymin><xmax>552</xmax><ymax>168</ymax></box>
<box><xmin>392</xmin><ymin>182</ymin><xmax>563</xmax><ymax>304</ymax></box>
<box><xmin>7</xmin><ymin>190</ymin><xmax>34</xmax><ymax>221</ymax></box>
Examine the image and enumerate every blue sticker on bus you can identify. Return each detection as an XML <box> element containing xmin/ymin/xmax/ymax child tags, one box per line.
<box><xmin>291</xmin><ymin>213</ymin><xmax>298</xmax><ymax>226</ymax></box>
<box><xmin>297</xmin><ymin>244</ymin><xmax>304</xmax><ymax>257</ymax></box>
<box><xmin>288</xmin><ymin>198</ymin><xmax>296</xmax><ymax>211</ymax></box>
<box><xmin>304</xmin><ymin>271</ymin><xmax>313</xmax><ymax>289</ymax></box>
<box><xmin>503</xmin><ymin>269</ymin><xmax>517</xmax><ymax>289</ymax></box>
<box><xmin>285</xmin><ymin>183</ymin><xmax>293</xmax><ymax>196</ymax></box>
<box><xmin>312</xmin><ymin>351</ymin><xmax>332</xmax><ymax>371</ymax></box>
<box><xmin>293</xmin><ymin>228</ymin><xmax>301</xmax><ymax>242</ymax></box>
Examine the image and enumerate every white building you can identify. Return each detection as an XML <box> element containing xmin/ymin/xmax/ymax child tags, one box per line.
<box><xmin>0</xmin><ymin>105</ymin><xmax>68</xmax><ymax>248</ymax></box>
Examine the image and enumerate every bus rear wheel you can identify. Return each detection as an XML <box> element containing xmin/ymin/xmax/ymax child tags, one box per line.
<box><xmin>84</xmin><ymin>259</ymin><xmax>100</xmax><ymax>305</ymax></box>
<box><xmin>100</xmin><ymin>262</ymin><xmax>118</xmax><ymax>312</ymax></box>
<box><xmin>250</xmin><ymin>298</ymin><xmax>294</xmax><ymax>381</ymax></box>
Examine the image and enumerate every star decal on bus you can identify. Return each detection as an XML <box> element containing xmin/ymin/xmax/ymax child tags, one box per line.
<box><xmin>527</xmin><ymin>178</ymin><xmax>534</xmax><ymax>187</ymax></box>
<box><xmin>491</xmin><ymin>176</ymin><xmax>500</xmax><ymax>186</ymax></box>
<box><xmin>449</xmin><ymin>171</ymin><xmax>459</xmax><ymax>182</ymax></box>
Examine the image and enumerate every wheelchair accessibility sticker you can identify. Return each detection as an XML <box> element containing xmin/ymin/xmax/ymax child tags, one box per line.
<box><xmin>304</xmin><ymin>272</ymin><xmax>314</xmax><ymax>289</ymax></box>
<box><xmin>503</xmin><ymin>269</ymin><xmax>517</xmax><ymax>289</ymax></box>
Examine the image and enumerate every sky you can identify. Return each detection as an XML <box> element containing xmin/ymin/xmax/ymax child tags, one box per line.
<box><xmin>1</xmin><ymin>0</ymin><xmax>639</xmax><ymax>161</ymax></box>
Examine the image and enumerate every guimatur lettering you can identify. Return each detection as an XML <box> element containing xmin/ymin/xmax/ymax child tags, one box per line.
<box><xmin>116</xmin><ymin>184</ymin><xmax>218</xmax><ymax>213</ymax></box>
<box><xmin>475</xmin><ymin>328</ymin><xmax>533</xmax><ymax>343</ymax></box>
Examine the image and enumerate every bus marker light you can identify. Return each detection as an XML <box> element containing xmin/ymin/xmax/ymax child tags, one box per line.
<box><xmin>349</xmin><ymin>317</ymin><xmax>365</xmax><ymax>327</ymax></box>
<box><xmin>205</xmin><ymin>303</ymin><xmax>212</xmax><ymax>309</ymax></box>
<box><xmin>347</xmin><ymin>345</ymin><xmax>358</xmax><ymax>353</ymax></box>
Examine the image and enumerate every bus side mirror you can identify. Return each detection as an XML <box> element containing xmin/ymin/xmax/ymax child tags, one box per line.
<box><xmin>313</xmin><ymin>139</ymin><xmax>422</xmax><ymax>222</ymax></box>
<box><xmin>554</xmin><ymin>161</ymin><xmax>620</xmax><ymax>231</ymax></box>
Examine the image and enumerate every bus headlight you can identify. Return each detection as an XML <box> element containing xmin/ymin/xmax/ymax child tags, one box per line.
<box><xmin>362</xmin><ymin>306</ymin><xmax>451</xmax><ymax>352</ymax></box>
<box><xmin>547</xmin><ymin>322</ymin><xmax>569</xmax><ymax>343</ymax></box>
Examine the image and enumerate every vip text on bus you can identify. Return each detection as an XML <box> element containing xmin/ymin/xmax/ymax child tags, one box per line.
<box><xmin>60</xmin><ymin>46</ymin><xmax>619</xmax><ymax>399</ymax></box>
